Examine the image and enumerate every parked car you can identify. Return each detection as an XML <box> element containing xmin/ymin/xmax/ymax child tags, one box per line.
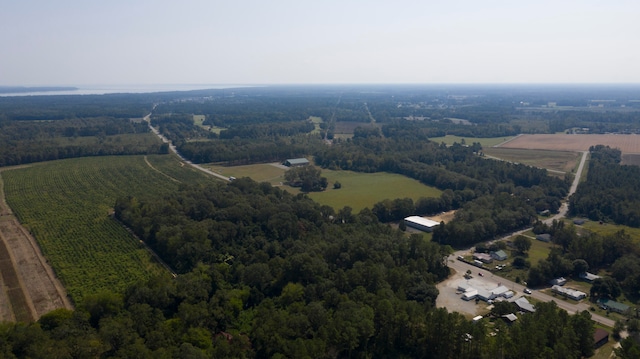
<box><xmin>524</xmin><ymin>288</ymin><xmax>532</xmax><ymax>294</ymax></box>
<box><xmin>478</xmin><ymin>272</ymin><xmax>484</xmax><ymax>277</ymax></box>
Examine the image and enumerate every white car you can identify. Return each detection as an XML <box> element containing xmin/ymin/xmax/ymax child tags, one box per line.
<box><xmin>524</xmin><ymin>288</ymin><xmax>532</xmax><ymax>294</ymax></box>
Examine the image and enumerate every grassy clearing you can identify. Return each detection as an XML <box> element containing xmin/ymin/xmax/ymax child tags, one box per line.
<box><xmin>428</xmin><ymin>135</ymin><xmax>514</xmax><ymax>148</ymax></box>
<box><xmin>1</xmin><ymin>155</ymin><xmax>211</xmax><ymax>303</ymax></box>
<box><xmin>578</xmin><ymin>221</ymin><xmax>640</xmax><ymax>245</ymax></box>
<box><xmin>482</xmin><ymin>147</ymin><xmax>580</xmax><ymax>173</ymax></box>
<box><xmin>307</xmin><ymin>169</ymin><xmax>442</xmax><ymax>212</ymax></box>
<box><xmin>204</xmin><ymin>164</ymin><xmax>442</xmax><ymax>213</ymax></box>
<box><xmin>204</xmin><ymin>163</ymin><xmax>287</xmax><ymax>185</ymax></box>
<box><xmin>193</xmin><ymin>114</ymin><xmax>224</xmax><ymax>134</ymax></box>
<box><xmin>309</xmin><ymin>116</ymin><xmax>323</xmax><ymax>135</ymax></box>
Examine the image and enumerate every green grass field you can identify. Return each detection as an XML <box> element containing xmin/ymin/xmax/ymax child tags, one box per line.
<box><xmin>428</xmin><ymin>135</ymin><xmax>513</xmax><ymax>148</ymax></box>
<box><xmin>204</xmin><ymin>163</ymin><xmax>287</xmax><ymax>184</ymax></box>
<box><xmin>307</xmin><ymin>169</ymin><xmax>442</xmax><ymax>212</ymax></box>
<box><xmin>309</xmin><ymin>116</ymin><xmax>323</xmax><ymax>135</ymax></box>
<box><xmin>203</xmin><ymin>164</ymin><xmax>442</xmax><ymax>212</ymax></box>
<box><xmin>1</xmin><ymin>154</ymin><xmax>211</xmax><ymax>303</ymax></box>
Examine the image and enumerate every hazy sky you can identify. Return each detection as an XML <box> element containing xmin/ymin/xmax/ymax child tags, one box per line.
<box><xmin>2</xmin><ymin>0</ymin><xmax>639</xmax><ymax>85</ymax></box>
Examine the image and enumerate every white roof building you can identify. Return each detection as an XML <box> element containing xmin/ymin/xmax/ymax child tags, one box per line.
<box><xmin>404</xmin><ymin>216</ymin><xmax>440</xmax><ymax>232</ymax></box>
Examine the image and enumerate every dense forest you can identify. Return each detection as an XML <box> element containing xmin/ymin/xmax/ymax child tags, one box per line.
<box><xmin>6</xmin><ymin>178</ymin><xmax>582</xmax><ymax>358</ymax></box>
<box><xmin>569</xmin><ymin>145</ymin><xmax>640</xmax><ymax>226</ymax></box>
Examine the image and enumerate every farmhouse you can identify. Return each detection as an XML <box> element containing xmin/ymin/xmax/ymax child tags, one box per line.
<box><xmin>473</xmin><ymin>252</ymin><xmax>493</xmax><ymax>264</ymax></box>
<box><xmin>403</xmin><ymin>216</ymin><xmax>440</xmax><ymax>232</ymax></box>
<box><xmin>283</xmin><ymin>158</ymin><xmax>309</xmax><ymax>167</ymax></box>
<box><xmin>551</xmin><ymin>285</ymin><xmax>586</xmax><ymax>301</ymax></box>
<box><xmin>598</xmin><ymin>299</ymin><xmax>630</xmax><ymax>314</ymax></box>
<box><xmin>515</xmin><ymin>297</ymin><xmax>536</xmax><ymax>313</ymax></box>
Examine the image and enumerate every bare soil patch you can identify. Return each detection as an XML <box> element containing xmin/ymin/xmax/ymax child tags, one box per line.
<box><xmin>0</xmin><ymin>171</ymin><xmax>72</xmax><ymax>321</ymax></box>
<box><xmin>429</xmin><ymin>210</ymin><xmax>456</xmax><ymax>223</ymax></box>
<box><xmin>622</xmin><ymin>153</ymin><xmax>640</xmax><ymax>166</ymax></box>
<box><xmin>499</xmin><ymin>134</ymin><xmax>640</xmax><ymax>153</ymax></box>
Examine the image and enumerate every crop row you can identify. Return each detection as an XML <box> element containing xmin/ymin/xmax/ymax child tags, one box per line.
<box><xmin>1</xmin><ymin>155</ymin><xmax>210</xmax><ymax>303</ymax></box>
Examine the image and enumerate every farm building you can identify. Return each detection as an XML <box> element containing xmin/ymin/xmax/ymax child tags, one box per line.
<box><xmin>515</xmin><ymin>297</ymin><xmax>536</xmax><ymax>313</ymax></box>
<box><xmin>403</xmin><ymin>216</ymin><xmax>440</xmax><ymax>232</ymax></box>
<box><xmin>491</xmin><ymin>250</ymin><xmax>508</xmax><ymax>261</ymax></box>
<box><xmin>598</xmin><ymin>299</ymin><xmax>630</xmax><ymax>314</ymax></box>
<box><xmin>283</xmin><ymin>158</ymin><xmax>310</xmax><ymax>167</ymax></box>
<box><xmin>551</xmin><ymin>285</ymin><xmax>586</xmax><ymax>301</ymax></box>
<box><xmin>473</xmin><ymin>252</ymin><xmax>493</xmax><ymax>263</ymax></box>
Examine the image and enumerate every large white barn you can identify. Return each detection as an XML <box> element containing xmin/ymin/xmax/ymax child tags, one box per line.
<box><xmin>404</xmin><ymin>216</ymin><xmax>440</xmax><ymax>232</ymax></box>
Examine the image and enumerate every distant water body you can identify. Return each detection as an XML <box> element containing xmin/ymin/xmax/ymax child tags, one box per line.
<box><xmin>0</xmin><ymin>84</ymin><xmax>252</xmax><ymax>97</ymax></box>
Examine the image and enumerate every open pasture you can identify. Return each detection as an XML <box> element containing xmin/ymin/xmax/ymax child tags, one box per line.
<box><xmin>2</xmin><ymin>155</ymin><xmax>210</xmax><ymax>303</ymax></box>
<box><xmin>307</xmin><ymin>169</ymin><xmax>442</xmax><ymax>212</ymax></box>
<box><xmin>499</xmin><ymin>134</ymin><xmax>640</xmax><ymax>153</ymax></box>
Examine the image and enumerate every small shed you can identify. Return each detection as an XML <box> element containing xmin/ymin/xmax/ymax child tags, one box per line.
<box><xmin>579</xmin><ymin>272</ymin><xmax>601</xmax><ymax>282</ymax></box>
<box><xmin>491</xmin><ymin>250</ymin><xmax>508</xmax><ymax>261</ymax></box>
<box><xmin>536</xmin><ymin>233</ymin><xmax>551</xmax><ymax>242</ymax></box>
<box><xmin>502</xmin><ymin>313</ymin><xmax>518</xmax><ymax>324</ymax></box>
<box><xmin>593</xmin><ymin>328</ymin><xmax>609</xmax><ymax>349</ymax></box>
<box><xmin>550</xmin><ymin>277</ymin><xmax>567</xmax><ymax>286</ymax></box>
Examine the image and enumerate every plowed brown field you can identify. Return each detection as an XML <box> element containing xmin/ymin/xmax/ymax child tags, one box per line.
<box><xmin>498</xmin><ymin>134</ymin><xmax>640</xmax><ymax>153</ymax></box>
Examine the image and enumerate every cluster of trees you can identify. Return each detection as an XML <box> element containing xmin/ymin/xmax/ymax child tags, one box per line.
<box><xmin>0</xmin><ymin>118</ymin><xmax>167</xmax><ymax>166</ymax></box>
<box><xmin>569</xmin><ymin>145</ymin><xmax>640</xmax><ymax>226</ymax></box>
<box><xmin>284</xmin><ymin>165</ymin><xmax>328</xmax><ymax>192</ymax></box>
<box><xmin>525</xmin><ymin>220</ymin><xmax>639</xmax><ymax>296</ymax></box>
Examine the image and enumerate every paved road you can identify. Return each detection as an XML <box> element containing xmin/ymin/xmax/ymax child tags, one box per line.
<box><xmin>143</xmin><ymin>113</ymin><xmax>230</xmax><ymax>182</ymax></box>
<box><xmin>445</xmin><ymin>151</ymin><xmax>617</xmax><ymax>326</ymax></box>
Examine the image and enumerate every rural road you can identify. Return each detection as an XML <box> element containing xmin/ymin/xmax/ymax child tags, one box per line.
<box><xmin>442</xmin><ymin>151</ymin><xmax>616</xmax><ymax>326</ymax></box>
<box><xmin>143</xmin><ymin>113</ymin><xmax>230</xmax><ymax>182</ymax></box>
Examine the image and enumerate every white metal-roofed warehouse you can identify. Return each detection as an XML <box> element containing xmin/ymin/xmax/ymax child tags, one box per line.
<box><xmin>404</xmin><ymin>216</ymin><xmax>440</xmax><ymax>232</ymax></box>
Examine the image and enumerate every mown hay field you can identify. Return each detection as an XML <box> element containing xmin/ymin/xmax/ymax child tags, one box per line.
<box><xmin>307</xmin><ymin>169</ymin><xmax>442</xmax><ymax>213</ymax></box>
<box><xmin>205</xmin><ymin>163</ymin><xmax>442</xmax><ymax>213</ymax></box>
<box><xmin>1</xmin><ymin>154</ymin><xmax>211</xmax><ymax>303</ymax></box>
<box><xmin>499</xmin><ymin>134</ymin><xmax>640</xmax><ymax>153</ymax></box>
